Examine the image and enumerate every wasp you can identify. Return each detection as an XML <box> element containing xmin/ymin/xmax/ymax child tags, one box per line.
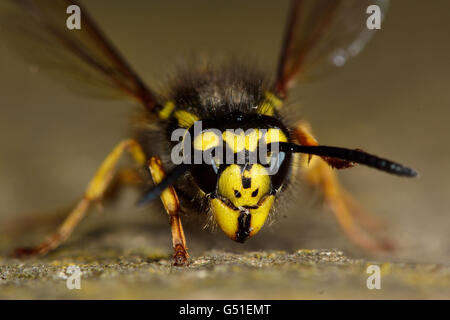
<box><xmin>5</xmin><ymin>0</ymin><xmax>416</xmax><ymax>266</ymax></box>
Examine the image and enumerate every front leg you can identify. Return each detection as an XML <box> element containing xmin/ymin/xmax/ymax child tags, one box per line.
<box><xmin>13</xmin><ymin>139</ymin><xmax>147</xmax><ymax>257</ymax></box>
<box><xmin>148</xmin><ymin>157</ymin><xmax>189</xmax><ymax>266</ymax></box>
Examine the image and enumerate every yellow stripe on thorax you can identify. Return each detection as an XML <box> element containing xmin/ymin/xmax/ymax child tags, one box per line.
<box><xmin>158</xmin><ymin>101</ymin><xmax>176</xmax><ymax>120</ymax></box>
<box><xmin>174</xmin><ymin>110</ymin><xmax>200</xmax><ymax>128</ymax></box>
<box><xmin>258</xmin><ymin>91</ymin><xmax>283</xmax><ymax>116</ymax></box>
<box><xmin>159</xmin><ymin>101</ymin><xmax>200</xmax><ymax>128</ymax></box>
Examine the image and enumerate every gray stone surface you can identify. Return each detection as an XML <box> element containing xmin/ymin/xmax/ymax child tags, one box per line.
<box><xmin>1</xmin><ymin>229</ymin><xmax>449</xmax><ymax>299</ymax></box>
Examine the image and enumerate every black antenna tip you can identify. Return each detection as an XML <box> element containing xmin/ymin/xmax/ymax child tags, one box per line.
<box><xmin>385</xmin><ymin>161</ymin><xmax>418</xmax><ymax>178</ymax></box>
<box><xmin>402</xmin><ymin>167</ymin><xmax>419</xmax><ymax>178</ymax></box>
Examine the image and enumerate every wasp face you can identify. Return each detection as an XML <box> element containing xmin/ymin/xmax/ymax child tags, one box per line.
<box><xmin>189</xmin><ymin>112</ymin><xmax>292</xmax><ymax>242</ymax></box>
<box><xmin>210</xmin><ymin>163</ymin><xmax>276</xmax><ymax>242</ymax></box>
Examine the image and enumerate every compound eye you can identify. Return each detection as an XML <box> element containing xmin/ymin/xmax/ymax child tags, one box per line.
<box><xmin>263</xmin><ymin>150</ymin><xmax>285</xmax><ymax>172</ymax></box>
<box><xmin>269</xmin><ymin>151</ymin><xmax>291</xmax><ymax>191</ymax></box>
<box><xmin>191</xmin><ymin>163</ymin><xmax>218</xmax><ymax>194</ymax></box>
<box><xmin>210</xmin><ymin>157</ymin><xmax>219</xmax><ymax>174</ymax></box>
<box><xmin>203</xmin><ymin>147</ymin><xmax>221</xmax><ymax>173</ymax></box>
<box><xmin>191</xmin><ymin>144</ymin><xmax>223</xmax><ymax>194</ymax></box>
<box><xmin>269</xmin><ymin>151</ymin><xmax>286</xmax><ymax>171</ymax></box>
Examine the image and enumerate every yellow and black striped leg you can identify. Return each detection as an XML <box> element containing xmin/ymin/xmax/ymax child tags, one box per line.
<box><xmin>148</xmin><ymin>157</ymin><xmax>189</xmax><ymax>266</ymax></box>
<box><xmin>294</xmin><ymin>121</ymin><xmax>393</xmax><ymax>252</ymax></box>
<box><xmin>13</xmin><ymin>139</ymin><xmax>146</xmax><ymax>257</ymax></box>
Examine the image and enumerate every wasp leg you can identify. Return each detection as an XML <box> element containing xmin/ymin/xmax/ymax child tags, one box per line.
<box><xmin>13</xmin><ymin>139</ymin><xmax>146</xmax><ymax>257</ymax></box>
<box><xmin>148</xmin><ymin>157</ymin><xmax>189</xmax><ymax>266</ymax></box>
<box><xmin>6</xmin><ymin>167</ymin><xmax>143</xmax><ymax>239</ymax></box>
<box><xmin>339</xmin><ymin>189</ymin><xmax>388</xmax><ymax>232</ymax></box>
<box><xmin>294</xmin><ymin>121</ymin><xmax>393</xmax><ymax>252</ymax></box>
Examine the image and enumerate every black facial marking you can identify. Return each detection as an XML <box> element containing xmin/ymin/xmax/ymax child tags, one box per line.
<box><xmin>242</xmin><ymin>177</ymin><xmax>251</xmax><ymax>189</ymax></box>
<box><xmin>251</xmin><ymin>188</ymin><xmax>259</xmax><ymax>197</ymax></box>
<box><xmin>235</xmin><ymin>212</ymin><xmax>251</xmax><ymax>243</ymax></box>
<box><xmin>234</xmin><ymin>190</ymin><xmax>241</xmax><ymax>198</ymax></box>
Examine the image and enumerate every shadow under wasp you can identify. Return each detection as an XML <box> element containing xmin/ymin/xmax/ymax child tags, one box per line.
<box><xmin>4</xmin><ymin>0</ymin><xmax>416</xmax><ymax>266</ymax></box>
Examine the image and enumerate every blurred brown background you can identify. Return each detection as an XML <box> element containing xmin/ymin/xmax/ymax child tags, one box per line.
<box><xmin>0</xmin><ymin>0</ymin><xmax>449</xmax><ymax>265</ymax></box>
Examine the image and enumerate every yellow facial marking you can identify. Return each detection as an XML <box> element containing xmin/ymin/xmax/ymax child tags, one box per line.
<box><xmin>222</xmin><ymin>129</ymin><xmax>262</xmax><ymax>153</ymax></box>
<box><xmin>211</xmin><ymin>162</ymin><xmax>276</xmax><ymax>241</ymax></box>
<box><xmin>264</xmin><ymin>128</ymin><xmax>288</xmax><ymax>144</ymax></box>
<box><xmin>217</xmin><ymin>164</ymin><xmax>270</xmax><ymax>208</ymax></box>
<box><xmin>245</xmin><ymin>129</ymin><xmax>262</xmax><ymax>152</ymax></box>
<box><xmin>211</xmin><ymin>198</ymin><xmax>240</xmax><ymax>240</ymax></box>
<box><xmin>211</xmin><ymin>193</ymin><xmax>275</xmax><ymax>241</ymax></box>
<box><xmin>174</xmin><ymin>110</ymin><xmax>199</xmax><ymax>128</ymax></box>
<box><xmin>158</xmin><ymin>101</ymin><xmax>175</xmax><ymax>120</ymax></box>
<box><xmin>261</xmin><ymin>129</ymin><xmax>289</xmax><ymax>163</ymax></box>
<box><xmin>222</xmin><ymin>131</ymin><xmax>245</xmax><ymax>153</ymax></box>
<box><xmin>193</xmin><ymin>131</ymin><xmax>221</xmax><ymax>151</ymax></box>
<box><xmin>258</xmin><ymin>91</ymin><xmax>284</xmax><ymax>116</ymax></box>
<box><xmin>249</xmin><ymin>195</ymin><xmax>275</xmax><ymax>236</ymax></box>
